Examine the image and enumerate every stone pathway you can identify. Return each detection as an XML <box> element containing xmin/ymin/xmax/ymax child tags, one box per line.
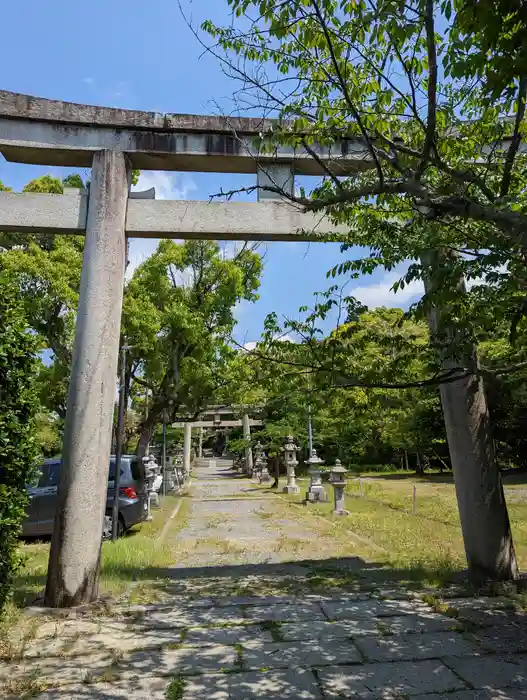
<box><xmin>3</xmin><ymin>461</ymin><xmax>527</xmax><ymax>699</ymax></box>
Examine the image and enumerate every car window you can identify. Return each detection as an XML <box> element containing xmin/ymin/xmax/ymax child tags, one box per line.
<box><xmin>108</xmin><ymin>459</ymin><xmax>126</xmax><ymax>481</ymax></box>
<box><xmin>130</xmin><ymin>458</ymin><xmax>142</xmax><ymax>482</ymax></box>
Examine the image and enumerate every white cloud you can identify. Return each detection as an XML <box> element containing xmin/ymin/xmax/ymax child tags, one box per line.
<box><xmin>132</xmin><ymin>171</ymin><xmax>197</xmax><ymax>201</ymax></box>
<box><xmin>127</xmin><ymin>172</ymin><xmax>198</xmax><ymax>278</ymax></box>
<box><xmin>241</xmin><ymin>334</ymin><xmax>296</xmax><ymax>353</ymax></box>
<box><xmin>351</xmin><ymin>268</ymin><xmax>424</xmax><ymax>309</ymax></box>
<box><xmin>83</xmin><ymin>77</ymin><xmax>94</xmax><ymax>85</ymax></box>
<box><xmin>276</xmin><ymin>333</ymin><xmax>297</xmax><ymax>343</ymax></box>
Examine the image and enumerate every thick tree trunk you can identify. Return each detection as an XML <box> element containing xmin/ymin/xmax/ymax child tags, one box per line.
<box><xmin>438</xmin><ymin>370</ymin><xmax>517</xmax><ymax>581</ymax></box>
<box><xmin>136</xmin><ymin>410</ymin><xmax>158</xmax><ymax>462</ymax></box>
<box><xmin>423</xmin><ymin>250</ymin><xmax>518</xmax><ymax>582</ymax></box>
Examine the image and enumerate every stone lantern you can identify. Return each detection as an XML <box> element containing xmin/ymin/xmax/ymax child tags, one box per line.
<box><xmin>330</xmin><ymin>459</ymin><xmax>349</xmax><ymax>516</ymax></box>
<box><xmin>281</xmin><ymin>435</ymin><xmax>300</xmax><ymax>494</ymax></box>
<box><xmin>305</xmin><ymin>449</ymin><xmax>328</xmax><ymax>502</ymax></box>
<box><xmin>252</xmin><ymin>441</ymin><xmax>264</xmax><ymax>481</ymax></box>
<box><xmin>258</xmin><ymin>445</ymin><xmax>272</xmax><ymax>484</ymax></box>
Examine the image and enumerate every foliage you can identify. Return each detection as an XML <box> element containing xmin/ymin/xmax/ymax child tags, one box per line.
<box><xmin>0</xmin><ymin>175</ymin><xmax>84</xmax><ymax>425</ymax></box>
<box><xmin>201</xmin><ymin>0</ymin><xmax>527</xmax><ymax>361</ymax></box>
<box><xmin>123</xmin><ymin>239</ymin><xmax>262</xmax><ymax>454</ymax></box>
<box><xmin>235</xmin><ymin>303</ymin><xmax>446</xmax><ymax>470</ymax></box>
<box><xmin>0</xmin><ymin>276</ymin><xmax>40</xmax><ymax>615</ymax></box>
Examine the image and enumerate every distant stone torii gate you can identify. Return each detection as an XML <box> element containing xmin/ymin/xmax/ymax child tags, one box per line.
<box><xmin>0</xmin><ymin>91</ymin><xmax>364</xmax><ymax>606</ymax></box>
<box><xmin>173</xmin><ymin>405</ymin><xmax>264</xmax><ymax>474</ymax></box>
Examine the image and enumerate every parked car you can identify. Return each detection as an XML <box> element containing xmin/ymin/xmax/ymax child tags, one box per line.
<box><xmin>22</xmin><ymin>455</ymin><xmax>148</xmax><ymax>539</ymax></box>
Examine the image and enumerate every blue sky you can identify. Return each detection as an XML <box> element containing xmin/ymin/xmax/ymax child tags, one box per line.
<box><xmin>0</xmin><ymin>0</ymin><xmax>423</xmax><ymax>345</ymax></box>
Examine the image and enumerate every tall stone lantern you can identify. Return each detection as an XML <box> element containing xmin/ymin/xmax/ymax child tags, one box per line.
<box><xmin>330</xmin><ymin>459</ymin><xmax>349</xmax><ymax>516</ymax></box>
<box><xmin>281</xmin><ymin>435</ymin><xmax>300</xmax><ymax>494</ymax></box>
<box><xmin>253</xmin><ymin>441</ymin><xmax>264</xmax><ymax>481</ymax></box>
<box><xmin>258</xmin><ymin>444</ymin><xmax>272</xmax><ymax>483</ymax></box>
<box><xmin>305</xmin><ymin>449</ymin><xmax>328</xmax><ymax>502</ymax></box>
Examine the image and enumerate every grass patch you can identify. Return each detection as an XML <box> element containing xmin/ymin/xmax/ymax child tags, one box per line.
<box><xmin>165</xmin><ymin>676</ymin><xmax>186</xmax><ymax>700</ymax></box>
<box><xmin>281</xmin><ymin>474</ymin><xmax>527</xmax><ymax>584</ymax></box>
<box><xmin>11</xmin><ymin>495</ymin><xmax>189</xmax><ymax>609</ymax></box>
<box><xmin>2</xmin><ymin>678</ymin><xmax>50</xmax><ymax>698</ymax></box>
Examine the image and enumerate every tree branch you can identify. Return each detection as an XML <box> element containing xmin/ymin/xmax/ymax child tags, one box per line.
<box><xmin>416</xmin><ymin>0</ymin><xmax>437</xmax><ymax>177</ymax></box>
<box><xmin>500</xmin><ymin>77</ymin><xmax>527</xmax><ymax>197</ymax></box>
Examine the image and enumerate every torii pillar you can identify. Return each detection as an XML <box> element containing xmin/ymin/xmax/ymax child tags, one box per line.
<box><xmin>46</xmin><ymin>151</ymin><xmax>130</xmax><ymax>607</ymax></box>
<box><xmin>243</xmin><ymin>413</ymin><xmax>254</xmax><ymax>475</ymax></box>
<box><xmin>198</xmin><ymin>426</ymin><xmax>204</xmax><ymax>458</ymax></box>
<box><xmin>183</xmin><ymin>422</ymin><xmax>192</xmax><ymax>475</ymax></box>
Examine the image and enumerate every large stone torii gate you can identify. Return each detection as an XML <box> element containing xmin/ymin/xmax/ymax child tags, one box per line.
<box><xmin>0</xmin><ymin>91</ymin><xmax>365</xmax><ymax>606</ymax></box>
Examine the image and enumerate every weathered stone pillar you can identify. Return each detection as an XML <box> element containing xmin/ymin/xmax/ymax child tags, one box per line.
<box><xmin>45</xmin><ymin>150</ymin><xmax>130</xmax><ymax>607</ymax></box>
<box><xmin>330</xmin><ymin>461</ymin><xmax>349</xmax><ymax>516</ymax></box>
<box><xmin>259</xmin><ymin>449</ymin><xmax>272</xmax><ymax>483</ymax></box>
<box><xmin>243</xmin><ymin>413</ymin><xmax>253</xmax><ymax>475</ymax></box>
<box><xmin>282</xmin><ymin>436</ymin><xmax>300</xmax><ymax>494</ymax></box>
<box><xmin>198</xmin><ymin>426</ymin><xmax>204</xmax><ymax>458</ymax></box>
<box><xmin>305</xmin><ymin>449</ymin><xmax>328</xmax><ymax>502</ymax></box>
<box><xmin>252</xmin><ymin>441</ymin><xmax>263</xmax><ymax>480</ymax></box>
<box><xmin>183</xmin><ymin>423</ymin><xmax>192</xmax><ymax>476</ymax></box>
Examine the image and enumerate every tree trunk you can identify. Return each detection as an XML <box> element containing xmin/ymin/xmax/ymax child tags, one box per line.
<box><xmin>438</xmin><ymin>372</ymin><xmax>517</xmax><ymax>581</ymax></box>
<box><xmin>136</xmin><ymin>410</ymin><xmax>159</xmax><ymax>463</ymax></box>
<box><xmin>423</xmin><ymin>250</ymin><xmax>518</xmax><ymax>582</ymax></box>
<box><xmin>415</xmin><ymin>451</ymin><xmax>424</xmax><ymax>476</ymax></box>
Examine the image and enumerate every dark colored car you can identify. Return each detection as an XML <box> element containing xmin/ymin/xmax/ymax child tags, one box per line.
<box><xmin>22</xmin><ymin>455</ymin><xmax>148</xmax><ymax>539</ymax></box>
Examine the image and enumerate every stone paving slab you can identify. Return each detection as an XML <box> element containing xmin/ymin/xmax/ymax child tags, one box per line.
<box><xmin>355</xmin><ymin>630</ymin><xmax>483</xmax><ymax>662</ymax></box>
<box><xmin>377</xmin><ymin>612</ymin><xmax>464</xmax><ymax>634</ymax></box>
<box><xmin>183</xmin><ymin>668</ymin><xmax>323</xmax><ymax>699</ymax></box>
<box><xmin>213</xmin><ymin>595</ymin><xmax>297</xmax><ymax>607</ymax></box>
<box><xmin>140</xmin><ymin>606</ymin><xmax>248</xmax><ymax>629</ymax></box>
<box><xmin>18</xmin><ymin>676</ymin><xmax>170</xmax><ymax>700</ymax></box>
<box><xmin>321</xmin><ymin>598</ymin><xmax>430</xmax><ymax>620</ymax></box>
<box><xmin>441</xmin><ymin>598</ymin><xmax>523</xmax><ymax>627</ymax></box>
<box><xmin>184</xmin><ymin>624</ymin><xmax>274</xmax><ymax>646</ymax></box>
<box><xmin>445</xmin><ymin>653</ymin><xmax>527</xmax><ymax>690</ymax></box>
<box><xmin>414</xmin><ymin>691</ymin><xmax>527</xmax><ymax>700</ymax></box>
<box><xmin>470</xmin><ymin>623</ymin><xmax>527</xmax><ymax>653</ymax></box>
<box><xmin>444</xmin><ymin>597</ymin><xmax>515</xmax><ymax>611</ymax></box>
<box><xmin>279</xmin><ymin>618</ymin><xmax>380</xmax><ymax>641</ymax></box>
<box><xmin>0</xmin><ymin>653</ymin><xmax>114</xmax><ymax>686</ymax></box>
<box><xmin>21</xmin><ymin>622</ymin><xmax>185</xmax><ymax>658</ymax></box>
<box><xmin>241</xmin><ymin>638</ymin><xmax>361</xmax><ymax>669</ymax></box>
<box><xmin>243</xmin><ymin>602</ymin><xmax>325</xmax><ymax>623</ymax></box>
<box><xmin>318</xmin><ymin>659</ymin><xmax>467</xmax><ymax>698</ymax></box>
<box><xmin>115</xmin><ymin>645</ymin><xmax>239</xmax><ymax>676</ymax></box>
<box><xmin>370</xmin><ymin>586</ymin><xmax>416</xmax><ymax>600</ymax></box>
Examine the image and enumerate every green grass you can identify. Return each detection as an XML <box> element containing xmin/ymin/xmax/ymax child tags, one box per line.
<box><xmin>11</xmin><ymin>495</ymin><xmax>189</xmax><ymax>609</ymax></box>
<box><xmin>165</xmin><ymin>676</ymin><xmax>186</xmax><ymax>700</ymax></box>
<box><xmin>279</xmin><ymin>474</ymin><xmax>527</xmax><ymax>585</ymax></box>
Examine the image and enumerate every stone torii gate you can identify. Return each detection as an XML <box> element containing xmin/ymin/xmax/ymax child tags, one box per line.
<box><xmin>173</xmin><ymin>405</ymin><xmax>264</xmax><ymax>474</ymax></box>
<box><xmin>0</xmin><ymin>90</ymin><xmax>364</xmax><ymax>606</ymax></box>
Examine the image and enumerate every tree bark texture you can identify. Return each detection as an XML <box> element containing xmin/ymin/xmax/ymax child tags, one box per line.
<box><xmin>422</xmin><ymin>250</ymin><xmax>518</xmax><ymax>582</ymax></box>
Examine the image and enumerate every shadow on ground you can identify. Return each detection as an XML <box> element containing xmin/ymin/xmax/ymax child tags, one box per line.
<box><xmin>15</xmin><ymin>555</ymin><xmax>467</xmax><ymax>610</ymax></box>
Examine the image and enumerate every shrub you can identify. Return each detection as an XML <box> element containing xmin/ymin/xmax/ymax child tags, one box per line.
<box><xmin>0</xmin><ymin>275</ymin><xmax>40</xmax><ymax>614</ymax></box>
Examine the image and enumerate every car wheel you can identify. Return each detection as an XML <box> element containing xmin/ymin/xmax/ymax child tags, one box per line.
<box><xmin>103</xmin><ymin>513</ymin><xmax>125</xmax><ymax>540</ymax></box>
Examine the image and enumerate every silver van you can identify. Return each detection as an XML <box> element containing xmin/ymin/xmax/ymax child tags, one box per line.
<box><xmin>23</xmin><ymin>455</ymin><xmax>148</xmax><ymax>539</ymax></box>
